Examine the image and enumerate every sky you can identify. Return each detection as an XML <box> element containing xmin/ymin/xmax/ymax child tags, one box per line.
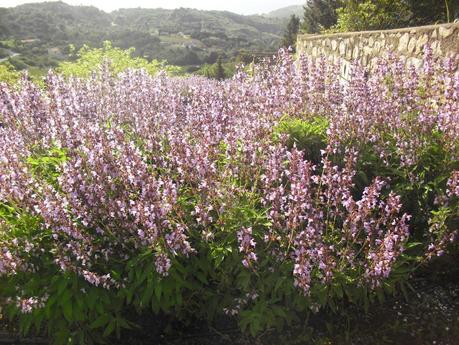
<box><xmin>0</xmin><ymin>0</ymin><xmax>305</xmax><ymax>15</ymax></box>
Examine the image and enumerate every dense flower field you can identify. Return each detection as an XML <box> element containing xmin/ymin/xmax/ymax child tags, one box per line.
<box><xmin>0</xmin><ymin>48</ymin><xmax>458</xmax><ymax>343</ymax></box>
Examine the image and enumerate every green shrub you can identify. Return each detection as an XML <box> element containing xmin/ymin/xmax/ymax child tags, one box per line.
<box><xmin>273</xmin><ymin>116</ymin><xmax>328</xmax><ymax>163</ymax></box>
<box><xmin>0</xmin><ymin>63</ymin><xmax>19</xmax><ymax>84</ymax></box>
<box><xmin>58</xmin><ymin>41</ymin><xmax>182</xmax><ymax>78</ymax></box>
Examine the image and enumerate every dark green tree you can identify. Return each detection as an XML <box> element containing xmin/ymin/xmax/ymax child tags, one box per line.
<box><xmin>407</xmin><ymin>0</ymin><xmax>458</xmax><ymax>25</ymax></box>
<box><xmin>335</xmin><ymin>0</ymin><xmax>411</xmax><ymax>31</ymax></box>
<box><xmin>334</xmin><ymin>0</ymin><xmax>458</xmax><ymax>33</ymax></box>
<box><xmin>281</xmin><ymin>14</ymin><xmax>301</xmax><ymax>51</ymax></box>
<box><xmin>302</xmin><ymin>0</ymin><xmax>342</xmax><ymax>33</ymax></box>
<box><xmin>215</xmin><ymin>55</ymin><xmax>225</xmax><ymax>81</ymax></box>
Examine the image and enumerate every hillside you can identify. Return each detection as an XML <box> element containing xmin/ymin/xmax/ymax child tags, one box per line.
<box><xmin>0</xmin><ymin>1</ymin><xmax>287</xmax><ymax>70</ymax></box>
<box><xmin>264</xmin><ymin>5</ymin><xmax>304</xmax><ymax>19</ymax></box>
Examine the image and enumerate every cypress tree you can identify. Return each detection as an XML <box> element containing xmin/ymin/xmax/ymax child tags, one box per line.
<box><xmin>215</xmin><ymin>55</ymin><xmax>225</xmax><ymax>81</ymax></box>
<box><xmin>281</xmin><ymin>14</ymin><xmax>301</xmax><ymax>52</ymax></box>
<box><xmin>302</xmin><ymin>0</ymin><xmax>342</xmax><ymax>33</ymax></box>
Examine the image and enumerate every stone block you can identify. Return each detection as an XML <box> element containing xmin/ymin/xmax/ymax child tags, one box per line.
<box><xmin>352</xmin><ymin>46</ymin><xmax>360</xmax><ymax>59</ymax></box>
<box><xmin>346</xmin><ymin>46</ymin><xmax>352</xmax><ymax>59</ymax></box>
<box><xmin>407</xmin><ymin>37</ymin><xmax>416</xmax><ymax>53</ymax></box>
<box><xmin>362</xmin><ymin>54</ymin><xmax>368</xmax><ymax>66</ymax></box>
<box><xmin>363</xmin><ymin>46</ymin><xmax>373</xmax><ymax>56</ymax></box>
<box><xmin>312</xmin><ymin>46</ymin><xmax>318</xmax><ymax>57</ymax></box>
<box><xmin>431</xmin><ymin>41</ymin><xmax>442</xmax><ymax>55</ymax></box>
<box><xmin>331</xmin><ymin>40</ymin><xmax>338</xmax><ymax>51</ymax></box>
<box><xmin>398</xmin><ymin>33</ymin><xmax>410</xmax><ymax>52</ymax></box>
<box><xmin>339</xmin><ymin>41</ymin><xmax>346</xmax><ymax>55</ymax></box>
<box><xmin>406</xmin><ymin>57</ymin><xmax>423</xmax><ymax>69</ymax></box>
<box><xmin>439</xmin><ymin>26</ymin><xmax>453</xmax><ymax>38</ymax></box>
<box><xmin>368</xmin><ymin>36</ymin><xmax>374</xmax><ymax>47</ymax></box>
<box><xmin>416</xmin><ymin>34</ymin><xmax>429</xmax><ymax>53</ymax></box>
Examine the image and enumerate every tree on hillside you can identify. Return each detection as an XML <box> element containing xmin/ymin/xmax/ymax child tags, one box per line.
<box><xmin>215</xmin><ymin>55</ymin><xmax>226</xmax><ymax>80</ymax></box>
<box><xmin>407</xmin><ymin>0</ymin><xmax>459</xmax><ymax>25</ymax></box>
<box><xmin>302</xmin><ymin>0</ymin><xmax>342</xmax><ymax>33</ymax></box>
<box><xmin>335</xmin><ymin>0</ymin><xmax>411</xmax><ymax>32</ymax></box>
<box><xmin>333</xmin><ymin>0</ymin><xmax>458</xmax><ymax>33</ymax></box>
<box><xmin>281</xmin><ymin>14</ymin><xmax>301</xmax><ymax>51</ymax></box>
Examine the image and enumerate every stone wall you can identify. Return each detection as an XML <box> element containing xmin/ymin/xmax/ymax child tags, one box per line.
<box><xmin>296</xmin><ymin>23</ymin><xmax>459</xmax><ymax>80</ymax></box>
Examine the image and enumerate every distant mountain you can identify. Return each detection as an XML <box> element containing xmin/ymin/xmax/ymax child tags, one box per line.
<box><xmin>264</xmin><ymin>5</ymin><xmax>304</xmax><ymax>19</ymax></box>
<box><xmin>0</xmin><ymin>1</ymin><xmax>286</xmax><ymax>69</ymax></box>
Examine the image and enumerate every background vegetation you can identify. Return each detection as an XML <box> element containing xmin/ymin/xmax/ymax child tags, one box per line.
<box><xmin>302</xmin><ymin>0</ymin><xmax>459</xmax><ymax>34</ymax></box>
<box><xmin>0</xmin><ymin>1</ymin><xmax>287</xmax><ymax>74</ymax></box>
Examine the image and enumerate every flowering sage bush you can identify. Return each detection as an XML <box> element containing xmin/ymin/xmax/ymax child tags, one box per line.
<box><xmin>0</xmin><ymin>48</ymin><xmax>458</xmax><ymax>343</ymax></box>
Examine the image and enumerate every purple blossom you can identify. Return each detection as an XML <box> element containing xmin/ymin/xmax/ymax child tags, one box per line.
<box><xmin>0</xmin><ymin>47</ymin><xmax>457</xmax><ymax>298</ymax></box>
<box><xmin>155</xmin><ymin>253</ymin><xmax>171</xmax><ymax>277</ymax></box>
<box><xmin>237</xmin><ymin>227</ymin><xmax>257</xmax><ymax>268</ymax></box>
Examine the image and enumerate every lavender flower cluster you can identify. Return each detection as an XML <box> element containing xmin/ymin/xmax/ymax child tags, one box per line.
<box><xmin>0</xmin><ymin>48</ymin><xmax>457</xmax><ymax>311</ymax></box>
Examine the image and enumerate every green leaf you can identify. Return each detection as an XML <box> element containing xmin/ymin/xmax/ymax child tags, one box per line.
<box><xmin>175</xmin><ymin>290</ymin><xmax>183</xmax><ymax>305</ymax></box>
<box><xmin>116</xmin><ymin>317</ymin><xmax>132</xmax><ymax>330</ymax></box>
<box><xmin>196</xmin><ymin>271</ymin><xmax>208</xmax><ymax>284</ymax></box>
<box><xmin>103</xmin><ymin>320</ymin><xmax>116</xmax><ymax>337</ymax></box>
<box><xmin>62</xmin><ymin>300</ymin><xmax>73</xmax><ymax>322</ymax></box>
<box><xmin>140</xmin><ymin>286</ymin><xmax>153</xmax><ymax>306</ymax></box>
<box><xmin>86</xmin><ymin>289</ymin><xmax>98</xmax><ymax>310</ymax></box>
<box><xmin>90</xmin><ymin>313</ymin><xmax>110</xmax><ymax>329</ymax></box>
<box><xmin>405</xmin><ymin>242</ymin><xmax>423</xmax><ymax>249</ymax></box>
<box><xmin>332</xmin><ymin>283</ymin><xmax>343</xmax><ymax>299</ymax></box>
<box><xmin>274</xmin><ymin>277</ymin><xmax>286</xmax><ymax>293</ymax></box>
<box><xmin>249</xmin><ymin>317</ymin><xmax>261</xmax><ymax>337</ymax></box>
<box><xmin>151</xmin><ymin>297</ymin><xmax>160</xmax><ymax>313</ymax></box>
<box><xmin>154</xmin><ymin>282</ymin><xmax>162</xmax><ymax>300</ymax></box>
<box><xmin>376</xmin><ymin>288</ymin><xmax>385</xmax><ymax>304</ymax></box>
